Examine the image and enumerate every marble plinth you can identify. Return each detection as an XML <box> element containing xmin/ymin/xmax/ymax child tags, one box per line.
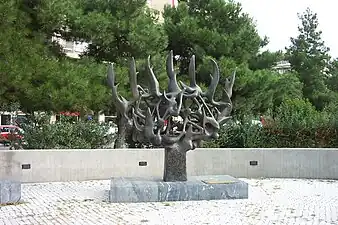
<box><xmin>0</xmin><ymin>180</ymin><xmax>21</xmax><ymax>205</ymax></box>
<box><xmin>109</xmin><ymin>175</ymin><xmax>248</xmax><ymax>203</ymax></box>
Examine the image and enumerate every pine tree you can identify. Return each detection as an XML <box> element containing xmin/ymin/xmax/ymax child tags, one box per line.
<box><xmin>286</xmin><ymin>8</ymin><xmax>331</xmax><ymax>110</ymax></box>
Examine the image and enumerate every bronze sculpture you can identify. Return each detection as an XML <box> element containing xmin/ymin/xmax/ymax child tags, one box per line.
<box><xmin>108</xmin><ymin>51</ymin><xmax>235</xmax><ymax>182</ymax></box>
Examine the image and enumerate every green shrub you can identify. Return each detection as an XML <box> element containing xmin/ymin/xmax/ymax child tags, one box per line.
<box><xmin>271</xmin><ymin>98</ymin><xmax>336</xmax><ymax>148</ymax></box>
<box><xmin>21</xmin><ymin>115</ymin><xmax>115</xmax><ymax>149</ymax></box>
<box><xmin>203</xmin><ymin>117</ymin><xmax>267</xmax><ymax>148</ymax></box>
<box><xmin>203</xmin><ymin>98</ymin><xmax>337</xmax><ymax>148</ymax></box>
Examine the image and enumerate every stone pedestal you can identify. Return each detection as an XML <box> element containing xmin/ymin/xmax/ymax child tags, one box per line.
<box><xmin>163</xmin><ymin>147</ymin><xmax>187</xmax><ymax>182</ymax></box>
<box><xmin>0</xmin><ymin>180</ymin><xmax>21</xmax><ymax>204</ymax></box>
<box><xmin>109</xmin><ymin>175</ymin><xmax>248</xmax><ymax>203</ymax></box>
<box><xmin>0</xmin><ymin>152</ymin><xmax>22</xmax><ymax>204</ymax></box>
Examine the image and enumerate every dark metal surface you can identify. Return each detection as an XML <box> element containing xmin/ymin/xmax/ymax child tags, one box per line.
<box><xmin>108</xmin><ymin>51</ymin><xmax>235</xmax><ymax>181</ymax></box>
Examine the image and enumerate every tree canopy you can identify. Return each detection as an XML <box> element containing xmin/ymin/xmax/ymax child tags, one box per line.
<box><xmin>286</xmin><ymin>8</ymin><xmax>332</xmax><ymax>110</ymax></box>
<box><xmin>0</xmin><ymin>0</ymin><xmax>167</xmax><ymax>113</ymax></box>
<box><xmin>0</xmin><ymin>0</ymin><xmax>336</xmax><ymax>122</ymax></box>
<box><xmin>163</xmin><ymin>0</ymin><xmax>264</xmax><ymax>75</ymax></box>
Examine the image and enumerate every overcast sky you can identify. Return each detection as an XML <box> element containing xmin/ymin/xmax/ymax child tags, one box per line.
<box><xmin>237</xmin><ymin>0</ymin><xmax>338</xmax><ymax>58</ymax></box>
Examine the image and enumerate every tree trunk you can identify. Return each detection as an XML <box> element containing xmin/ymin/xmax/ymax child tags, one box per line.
<box><xmin>114</xmin><ymin>114</ymin><xmax>128</xmax><ymax>149</ymax></box>
<box><xmin>163</xmin><ymin>146</ymin><xmax>187</xmax><ymax>182</ymax></box>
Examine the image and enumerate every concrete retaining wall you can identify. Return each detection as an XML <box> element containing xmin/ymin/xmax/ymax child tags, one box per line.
<box><xmin>0</xmin><ymin>148</ymin><xmax>337</xmax><ymax>183</ymax></box>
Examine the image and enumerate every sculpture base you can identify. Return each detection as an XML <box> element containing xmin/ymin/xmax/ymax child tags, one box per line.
<box><xmin>0</xmin><ymin>180</ymin><xmax>21</xmax><ymax>205</ymax></box>
<box><xmin>109</xmin><ymin>175</ymin><xmax>248</xmax><ymax>203</ymax></box>
<box><xmin>163</xmin><ymin>147</ymin><xmax>187</xmax><ymax>181</ymax></box>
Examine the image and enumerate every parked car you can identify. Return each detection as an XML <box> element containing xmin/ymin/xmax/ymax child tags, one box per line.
<box><xmin>0</xmin><ymin>125</ymin><xmax>24</xmax><ymax>146</ymax></box>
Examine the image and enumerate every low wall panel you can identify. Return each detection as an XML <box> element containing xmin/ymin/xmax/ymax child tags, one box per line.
<box><xmin>0</xmin><ymin>148</ymin><xmax>337</xmax><ymax>183</ymax></box>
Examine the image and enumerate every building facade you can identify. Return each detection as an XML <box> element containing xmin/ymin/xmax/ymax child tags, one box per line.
<box><xmin>0</xmin><ymin>111</ymin><xmax>26</xmax><ymax>126</ymax></box>
<box><xmin>147</xmin><ymin>0</ymin><xmax>177</xmax><ymax>11</ymax></box>
<box><xmin>51</xmin><ymin>34</ymin><xmax>88</xmax><ymax>59</ymax></box>
<box><xmin>272</xmin><ymin>61</ymin><xmax>291</xmax><ymax>74</ymax></box>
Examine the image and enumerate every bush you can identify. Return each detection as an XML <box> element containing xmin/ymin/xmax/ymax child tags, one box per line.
<box><xmin>203</xmin><ymin>117</ymin><xmax>267</xmax><ymax>148</ymax></box>
<box><xmin>271</xmin><ymin>99</ymin><xmax>337</xmax><ymax>148</ymax></box>
<box><xmin>21</xmin><ymin>114</ymin><xmax>115</xmax><ymax>149</ymax></box>
<box><xmin>203</xmin><ymin>98</ymin><xmax>337</xmax><ymax>148</ymax></box>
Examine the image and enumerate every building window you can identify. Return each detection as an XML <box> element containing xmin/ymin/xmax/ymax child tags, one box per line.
<box><xmin>0</xmin><ymin>115</ymin><xmax>11</xmax><ymax>125</ymax></box>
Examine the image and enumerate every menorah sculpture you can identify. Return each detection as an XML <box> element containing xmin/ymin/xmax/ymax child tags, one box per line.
<box><xmin>108</xmin><ymin>51</ymin><xmax>235</xmax><ymax>182</ymax></box>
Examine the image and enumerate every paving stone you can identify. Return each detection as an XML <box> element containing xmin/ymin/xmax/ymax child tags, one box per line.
<box><xmin>0</xmin><ymin>179</ymin><xmax>337</xmax><ymax>224</ymax></box>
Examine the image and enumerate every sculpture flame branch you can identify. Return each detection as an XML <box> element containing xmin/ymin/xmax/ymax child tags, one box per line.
<box><xmin>108</xmin><ymin>51</ymin><xmax>235</xmax><ymax>152</ymax></box>
<box><xmin>108</xmin><ymin>50</ymin><xmax>235</xmax><ymax>181</ymax></box>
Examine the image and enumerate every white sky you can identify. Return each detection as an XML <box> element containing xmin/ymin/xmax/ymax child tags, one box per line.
<box><xmin>237</xmin><ymin>0</ymin><xmax>338</xmax><ymax>57</ymax></box>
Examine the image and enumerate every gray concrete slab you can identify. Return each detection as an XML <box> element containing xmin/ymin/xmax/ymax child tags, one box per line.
<box><xmin>0</xmin><ymin>180</ymin><xmax>21</xmax><ymax>204</ymax></box>
<box><xmin>109</xmin><ymin>175</ymin><xmax>248</xmax><ymax>203</ymax></box>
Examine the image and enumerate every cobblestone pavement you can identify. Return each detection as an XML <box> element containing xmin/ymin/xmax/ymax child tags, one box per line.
<box><xmin>1</xmin><ymin>179</ymin><xmax>338</xmax><ymax>225</ymax></box>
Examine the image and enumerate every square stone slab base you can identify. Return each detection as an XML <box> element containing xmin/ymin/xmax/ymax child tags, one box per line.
<box><xmin>0</xmin><ymin>180</ymin><xmax>21</xmax><ymax>205</ymax></box>
<box><xmin>109</xmin><ymin>175</ymin><xmax>248</xmax><ymax>203</ymax></box>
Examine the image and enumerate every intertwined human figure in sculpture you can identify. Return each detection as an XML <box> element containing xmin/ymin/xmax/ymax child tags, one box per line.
<box><xmin>108</xmin><ymin>51</ymin><xmax>235</xmax><ymax>181</ymax></box>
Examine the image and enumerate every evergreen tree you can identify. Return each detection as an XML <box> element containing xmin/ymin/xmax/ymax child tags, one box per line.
<box><xmin>163</xmin><ymin>0</ymin><xmax>264</xmax><ymax>77</ymax></box>
<box><xmin>286</xmin><ymin>8</ymin><xmax>331</xmax><ymax>110</ymax></box>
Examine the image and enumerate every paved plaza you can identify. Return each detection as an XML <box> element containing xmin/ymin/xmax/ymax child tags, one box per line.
<box><xmin>0</xmin><ymin>178</ymin><xmax>338</xmax><ymax>225</ymax></box>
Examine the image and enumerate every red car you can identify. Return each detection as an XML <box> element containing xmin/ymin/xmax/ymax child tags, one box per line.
<box><xmin>0</xmin><ymin>125</ymin><xmax>24</xmax><ymax>144</ymax></box>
